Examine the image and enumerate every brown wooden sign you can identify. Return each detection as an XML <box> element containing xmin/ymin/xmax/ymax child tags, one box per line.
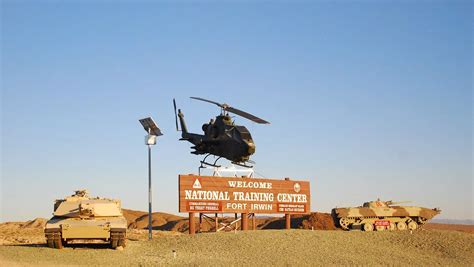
<box><xmin>179</xmin><ymin>175</ymin><xmax>310</xmax><ymax>214</ymax></box>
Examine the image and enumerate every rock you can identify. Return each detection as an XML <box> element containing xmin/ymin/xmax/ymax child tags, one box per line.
<box><xmin>115</xmin><ymin>246</ymin><xmax>124</xmax><ymax>251</ymax></box>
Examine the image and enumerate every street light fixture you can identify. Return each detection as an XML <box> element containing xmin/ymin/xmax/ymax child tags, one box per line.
<box><xmin>138</xmin><ymin>117</ymin><xmax>163</xmax><ymax>240</ymax></box>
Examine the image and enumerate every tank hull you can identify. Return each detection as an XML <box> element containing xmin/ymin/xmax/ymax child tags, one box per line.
<box><xmin>332</xmin><ymin>205</ymin><xmax>440</xmax><ymax>231</ymax></box>
<box><xmin>44</xmin><ymin>190</ymin><xmax>127</xmax><ymax>249</ymax></box>
<box><xmin>45</xmin><ymin>217</ymin><xmax>127</xmax><ymax>239</ymax></box>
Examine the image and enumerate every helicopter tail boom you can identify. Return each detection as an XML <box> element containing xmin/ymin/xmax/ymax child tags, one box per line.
<box><xmin>177</xmin><ymin>108</ymin><xmax>204</xmax><ymax>144</ymax></box>
<box><xmin>177</xmin><ymin>109</ymin><xmax>188</xmax><ymax>134</ymax></box>
<box><xmin>174</xmin><ymin>98</ymin><xmax>189</xmax><ymax>135</ymax></box>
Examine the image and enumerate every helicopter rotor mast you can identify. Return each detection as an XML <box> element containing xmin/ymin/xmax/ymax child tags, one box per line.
<box><xmin>190</xmin><ymin>97</ymin><xmax>270</xmax><ymax>124</ymax></box>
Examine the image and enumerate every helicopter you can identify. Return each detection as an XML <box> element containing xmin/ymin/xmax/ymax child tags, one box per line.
<box><xmin>173</xmin><ymin>97</ymin><xmax>269</xmax><ymax>167</ymax></box>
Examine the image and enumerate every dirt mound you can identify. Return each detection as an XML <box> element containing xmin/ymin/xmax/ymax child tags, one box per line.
<box><xmin>123</xmin><ymin>210</ymin><xmax>335</xmax><ymax>232</ymax></box>
<box><xmin>259</xmin><ymin>212</ymin><xmax>336</xmax><ymax>230</ymax></box>
<box><xmin>21</xmin><ymin>218</ymin><xmax>48</xmax><ymax>229</ymax></box>
<box><xmin>0</xmin><ymin>219</ymin><xmax>48</xmax><ymax>245</ymax></box>
<box><xmin>301</xmin><ymin>212</ymin><xmax>337</xmax><ymax>230</ymax></box>
<box><xmin>127</xmin><ymin>211</ymin><xmax>186</xmax><ymax>230</ymax></box>
<box><xmin>0</xmin><ymin>218</ymin><xmax>48</xmax><ymax>231</ymax></box>
<box><xmin>122</xmin><ymin>209</ymin><xmax>148</xmax><ymax>227</ymax></box>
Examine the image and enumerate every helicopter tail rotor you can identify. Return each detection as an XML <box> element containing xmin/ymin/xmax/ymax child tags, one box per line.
<box><xmin>173</xmin><ymin>98</ymin><xmax>179</xmax><ymax>131</ymax></box>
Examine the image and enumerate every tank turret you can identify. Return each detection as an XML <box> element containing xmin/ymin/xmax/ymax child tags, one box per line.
<box><xmin>45</xmin><ymin>190</ymin><xmax>127</xmax><ymax>249</ymax></box>
<box><xmin>332</xmin><ymin>199</ymin><xmax>441</xmax><ymax>231</ymax></box>
<box><xmin>362</xmin><ymin>199</ymin><xmax>412</xmax><ymax>208</ymax></box>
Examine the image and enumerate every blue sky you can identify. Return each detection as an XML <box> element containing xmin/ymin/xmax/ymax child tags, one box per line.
<box><xmin>1</xmin><ymin>1</ymin><xmax>472</xmax><ymax>221</ymax></box>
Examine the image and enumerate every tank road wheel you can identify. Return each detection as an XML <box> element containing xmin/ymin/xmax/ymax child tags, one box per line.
<box><xmin>408</xmin><ymin>221</ymin><xmax>417</xmax><ymax>231</ymax></box>
<box><xmin>397</xmin><ymin>222</ymin><xmax>407</xmax><ymax>231</ymax></box>
<box><xmin>389</xmin><ymin>222</ymin><xmax>396</xmax><ymax>231</ymax></box>
<box><xmin>111</xmin><ymin>238</ymin><xmax>118</xmax><ymax>249</ymax></box>
<box><xmin>375</xmin><ymin>225</ymin><xmax>385</xmax><ymax>231</ymax></box>
<box><xmin>110</xmin><ymin>231</ymin><xmax>126</xmax><ymax>249</ymax></box>
<box><xmin>54</xmin><ymin>237</ymin><xmax>63</xmax><ymax>249</ymax></box>
<box><xmin>110</xmin><ymin>235</ymin><xmax>119</xmax><ymax>249</ymax></box>
<box><xmin>52</xmin><ymin>232</ymin><xmax>63</xmax><ymax>249</ymax></box>
<box><xmin>46</xmin><ymin>231</ymin><xmax>63</xmax><ymax>249</ymax></box>
<box><xmin>363</xmin><ymin>223</ymin><xmax>374</xmax><ymax>232</ymax></box>
<box><xmin>339</xmin><ymin>217</ymin><xmax>351</xmax><ymax>230</ymax></box>
<box><xmin>417</xmin><ymin>217</ymin><xmax>427</xmax><ymax>225</ymax></box>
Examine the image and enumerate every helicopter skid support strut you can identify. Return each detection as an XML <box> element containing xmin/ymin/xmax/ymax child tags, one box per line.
<box><xmin>189</xmin><ymin>162</ymin><xmax>258</xmax><ymax>235</ymax></box>
<box><xmin>199</xmin><ymin>155</ymin><xmax>223</xmax><ymax>175</ymax></box>
<box><xmin>199</xmin><ymin>154</ymin><xmax>222</xmax><ymax>168</ymax></box>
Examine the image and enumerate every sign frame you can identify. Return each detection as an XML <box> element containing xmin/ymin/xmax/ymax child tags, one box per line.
<box><xmin>178</xmin><ymin>175</ymin><xmax>311</xmax><ymax>215</ymax></box>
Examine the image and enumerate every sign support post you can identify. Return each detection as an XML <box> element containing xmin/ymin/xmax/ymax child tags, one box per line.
<box><xmin>241</xmin><ymin>213</ymin><xmax>248</xmax><ymax>230</ymax></box>
<box><xmin>285</xmin><ymin>214</ymin><xmax>291</xmax><ymax>230</ymax></box>
<box><xmin>284</xmin><ymin>177</ymin><xmax>291</xmax><ymax>230</ymax></box>
<box><xmin>252</xmin><ymin>214</ymin><xmax>256</xmax><ymax>230</ymax></box>
<box><xmin>198</xmin><ymin>213</ymin><xmax>202</xmax><ymax>232</ymax></box>
<box><xmin>189</xmin><ymin>213</ymin><xmax>196</xmax><ymax>235</ymax></box>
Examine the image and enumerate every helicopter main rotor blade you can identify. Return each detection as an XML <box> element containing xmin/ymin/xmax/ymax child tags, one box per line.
<box><xmin>190</xmin><ymin>97</ymin><xmax>224</xmax><ymax>108</ymax></box>
<box><xmin>173</xmin><ymin>98</ymin><xmax>179</xmax><ymax>131</ymax></box>
<box><xmin>191</xmin><ymin>96</ymin><xmax>269</xmax><ymax>124</ymax></box>
<box><xmin>226</xmin><ymin>106</ymin><xmax>270</xmax><ymax>124</ymax></box>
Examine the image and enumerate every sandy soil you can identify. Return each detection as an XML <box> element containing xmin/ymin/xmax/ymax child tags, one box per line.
<box><xmin>423</xmin><ymin>223</ymin><xmax>474</xmax><ymax>234</ymax></box>
<box><xmin>1</xmin><ymin>210</ymin><xmax>472</xmax><ymax>265</ymax></box>
<box><xmin>1</xmin><ymin>229</ymin><xmax>472</xmax><ymax>266</ymax></box>
<box><xmin>0</xmin><ymin>210</ymin><xmax>472</xmax><ymax>246</ymax></box>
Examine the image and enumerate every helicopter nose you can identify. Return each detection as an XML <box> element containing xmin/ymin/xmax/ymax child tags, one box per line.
<box><xmin>247</xmin><ymin>142</ymin><xmax>256</xmax><ymax>155</ymax></box>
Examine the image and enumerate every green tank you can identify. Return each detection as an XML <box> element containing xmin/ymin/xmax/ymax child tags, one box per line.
<box><xmin>332</xmin><ymin>199</ymin><xmax>441</xmax><ymax>231</ymax></box>
<box><xmin>44</xmin><ymin>190</ymin><xmax>127</xmax><ymax>249</ymax></box>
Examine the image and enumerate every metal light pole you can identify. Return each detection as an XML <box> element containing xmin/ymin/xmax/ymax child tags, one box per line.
<box><xmin>139</xmin><ymin>117</ymin><xmax>162</xmax><ymax>241</ymax></box>
<box><xmin>147</xmin><ymin>130</ymin><xmax>153</xmax><ymax>241</ymax></box>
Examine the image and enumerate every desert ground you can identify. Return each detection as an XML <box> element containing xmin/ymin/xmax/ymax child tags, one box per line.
<box><xmin>1</xmin><ymin>210</ymin><xmax>473</xmax><ymax>266</ymax></box>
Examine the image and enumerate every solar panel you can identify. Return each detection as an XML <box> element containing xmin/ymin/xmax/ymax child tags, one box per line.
<box><xmin>139</xmin><ymin>117</ymin><xmax>163</xmax><ymax>136</ymax></box>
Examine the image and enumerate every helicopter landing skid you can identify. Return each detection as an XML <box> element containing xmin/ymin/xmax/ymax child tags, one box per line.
<box><xmin>231</xmin><ymin>161</ymin><xmax>253</xmax><ymax>168</ymax></box>
<box><xmin>198</xmin><ymin>162</ymin><xmax>255</xmax><ymax>177</ymax></box>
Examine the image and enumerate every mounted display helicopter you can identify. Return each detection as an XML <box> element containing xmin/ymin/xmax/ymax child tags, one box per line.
<box><xmin>173</xmin><ymin>97</ymin><xmax>269</xmax><ymax>168</ymax></box>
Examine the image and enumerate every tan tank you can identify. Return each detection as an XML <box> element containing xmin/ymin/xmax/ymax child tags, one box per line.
<box><xmin>332</xmin><ymin>199</ymin><xmax>441</xmax><ymax>231</ymax></box>
<box><xmin>44</xmin><ymin>190</ymin><xmax>127</xmax><ymax>249</ymax></box>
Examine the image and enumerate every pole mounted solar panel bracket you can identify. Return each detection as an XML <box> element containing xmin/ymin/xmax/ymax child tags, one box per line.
<box><xmin>139</xmin><ymin>117</ymin><xmax>163</xmax><ymax>145</ymax></box>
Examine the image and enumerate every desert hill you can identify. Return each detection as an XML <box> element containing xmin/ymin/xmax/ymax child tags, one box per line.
<box><xmin>122</xmin><ymin>209</ymin><xmax>337</xmax><ymax>232</ymax></box>
<box><xmin>0</xmin><ymin>218</ymin><xmax>48</xmax><ymax>245</ymax></box>
<box><xmin>0</xmin><ymin>209</ymin><xmax>472</xmax><ymax>246</ymax></box>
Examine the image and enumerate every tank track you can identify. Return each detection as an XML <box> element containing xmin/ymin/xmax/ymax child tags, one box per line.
<box><xmin>110</xmin><ymin>231</ymin><xmax>126</xmax><ymax>249</ymax></box>
<box><xmin>45</xmin><ymin>231</ymin><xmax>64</xmax><ymax>249</ymax></box>
<box><xmin>335</xmin><ymin>216</ymin><xmax>426</xmax><ymax>231</ymax></box>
